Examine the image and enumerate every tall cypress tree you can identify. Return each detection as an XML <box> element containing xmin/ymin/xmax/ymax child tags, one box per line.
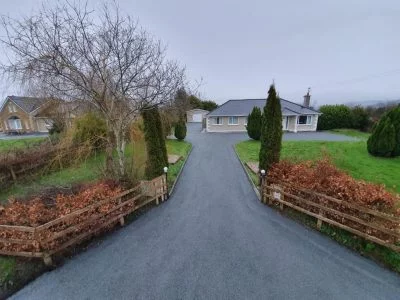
<box><xmin>259</xmin><ymin>84</ymin><xmax>283</xmax><ymax>172</ymax></box>
<box><xmin>142</xmin><ymin>106</ymin><xmax>168</xmax><ymax>179</ymax></box>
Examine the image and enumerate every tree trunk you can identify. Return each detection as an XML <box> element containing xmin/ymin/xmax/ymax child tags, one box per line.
<box><xmin>114</xmin><ymin>128</ymin><xmax>126</xmax><ymax>178</ymax></box>
<box><xmin>105</xmin><ymin>130</ymin><xmax>114</xmax><ymax>175</ymax></box>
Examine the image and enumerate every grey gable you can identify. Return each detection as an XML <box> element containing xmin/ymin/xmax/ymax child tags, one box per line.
<box><xmin>207</xmin><ymin>99</ymin><xmax>321</xmax><ymax>117</ymax></box>
<box><xmin>7</xmin><ymin>96</ymin><xmax>49</xmax><ymax>113</ymax></box>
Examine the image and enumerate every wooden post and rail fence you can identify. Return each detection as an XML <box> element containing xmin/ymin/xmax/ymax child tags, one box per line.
<box><xmin>259</xmin><ymin>171</ymin><xmax>400</xmax><ymax>252</ymax></box>
<box><xmin>0</xmin><ymin>174</ymin><xmax>168</xmax><ymax>265</ymax></box>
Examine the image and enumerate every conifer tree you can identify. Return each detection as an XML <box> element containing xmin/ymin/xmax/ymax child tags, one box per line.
<box><xmin>367</xmin><ymin>118</ymin><xmax>396</xmax><ymax>157</ymax></box>
<box><xmin>246</xmin><ymin>106</ymin><xmax>262</xmax><ymax>140</ymax></box>
<box><xmin>142</xmin><ymin>107</ymin><xmax>168</xmax><ymax>179</ymax></box>
<box><xmin>259</xmin><ymin>84</ymin><xmax>283</xmax><ymax>172</ymax></box>
<box><xmin>174</xmin><ymin>118</ymin><xmax>187</xmax><ymax>140</ymax></box>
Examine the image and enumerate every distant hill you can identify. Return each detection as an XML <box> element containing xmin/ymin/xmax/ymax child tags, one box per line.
<box><xmin>345</xmin><ymin>99</ymin><xmax>400</xmax><ymax>107</ymax></box>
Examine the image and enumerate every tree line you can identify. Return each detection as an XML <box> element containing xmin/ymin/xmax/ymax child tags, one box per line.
<box><xmin>317</xmin><ymin>102</ymin><xmax>399</xmax><ymax>132</ymax></box>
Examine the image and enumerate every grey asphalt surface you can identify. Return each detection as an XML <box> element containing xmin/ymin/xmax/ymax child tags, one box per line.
<box><xmin>12</xmin><ymin>124</ymin><xmax>399</xmax><ymax>300</ymax></box>
<box><xmin>0</xmin><ymin>133</ymin><xmax>48</xmax><ymax>140</ymax></box>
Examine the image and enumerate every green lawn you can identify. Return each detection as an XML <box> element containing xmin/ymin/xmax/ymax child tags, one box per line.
<box><xmin>0</xmin><ymin>137</ymin><xmax>46</xmax><ymax>152</ymax></box>
<box><xmin>330</xmin><ymin>129</ymin><xmax>370</xmax><ymax>139</ymax></box>
<box><xmin>0</xmin><ymin>139</ymin><xmax>192</xmax><ymax>202</ymax></box>
<box><xmin>235</xmin><ymin>140</ymin><xmax>400</xmax><ymax>194</ymax></box>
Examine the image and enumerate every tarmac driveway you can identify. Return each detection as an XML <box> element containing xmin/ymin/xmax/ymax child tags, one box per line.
<box><xmin>12</xmin><ymin>124</ymin><xmax>399</xmax><ymax>299</ymax></box>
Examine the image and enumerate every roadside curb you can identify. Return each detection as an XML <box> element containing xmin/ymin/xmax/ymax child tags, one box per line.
<box><xmin>233</xmin><ymin>145</ymin><xmax>261</xmax><ymax>200</ymax></box>
<box><xmin>169</xmin><ymin>144</ymin><xmax>193</xmax><ymax>196</ymax></box>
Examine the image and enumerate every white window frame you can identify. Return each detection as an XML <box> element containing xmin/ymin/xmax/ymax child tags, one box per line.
<box><xmin>213</xmin><ymin>117</ymin><xmax>223</xmax><ymax>125</ymax></box>
<box><xmin>8</xmin><ymin>118</ymin><xmax>22</xmax><ymax>130</ymax></box>
<box><xmin>244</xmin><ymin>117</ymin><xmax>248</xmax><ymax>126</ymax></box>
<box><xmin>297</xmin><ymin>115</ymin><xmax>312</xmax><ymax>125</ymax></box>
<box><xmin>228</xmin><ymin>116</ymin><xmax>239</xmax><ymax>125</ymax></box>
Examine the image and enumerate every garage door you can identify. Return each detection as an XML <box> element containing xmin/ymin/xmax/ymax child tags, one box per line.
<box><xmin>192</xmin><ymin>113</ymin><xmax>202</xmax><ymax>122</ymax></box>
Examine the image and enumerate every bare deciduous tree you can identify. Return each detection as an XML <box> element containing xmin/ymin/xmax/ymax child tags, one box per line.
<box><xmin>0</xmin><ymin>1</ymin><xmax>185</xmax><ymax>178</ymax></box>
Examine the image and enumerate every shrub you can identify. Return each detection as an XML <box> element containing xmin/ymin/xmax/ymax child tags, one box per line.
<box><xmin>174</xmin><ymin>119</ymin><xmax>187</xmax><ymax>140</ymax></box>
<box><xmin>367</xmin><ymin>106</ymin><xmax>400</xmax><ymax>157</ymax></box>
<box><xmin>259</xmin><ymin>84</ymin><xmax>282</xmax><ymax>171</ymax></box>
<box><xmin>48</xmin><ymin>120</ymin><xmax>65</xmax><ymax>136</ymax></box>
<box><xmin>351</xmin><ymin>105</ymin><xmax>370</xmax><ymax>131</ymax></box>
<box><xmin>142</xmin><ymin>107</ymin><xmax>168</xmax><ymax>179</ymax></box>
<box><xmin>317</xmin><ymin>105</ymin><xmax>353</xmax><ymax>130</ymax></box>
<box><xmin>72</xmin><ymin>112</ymin><xmax>107</xmax><ymax>149</ymax></box>
<box><xmin>269</xmin><ymin>159</ymin><xmax>397</xmax><ymax>210</ymax></box>
<box><xmin>246</xmin><ymin>106</ymin><xmax>262</xmax><ymax>140</ymax></box>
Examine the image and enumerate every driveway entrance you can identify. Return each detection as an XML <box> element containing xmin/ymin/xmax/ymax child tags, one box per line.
<box><xmin>12</xmin><ymin>123</ymin><xmax>400</xmax><ymax>300</ymax></box>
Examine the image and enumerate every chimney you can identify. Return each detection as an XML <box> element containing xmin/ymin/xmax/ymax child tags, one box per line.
<box><xmin>303</xmin><ymin>88</ymin><xmax>311</xmax><ymax>107</ymax></box>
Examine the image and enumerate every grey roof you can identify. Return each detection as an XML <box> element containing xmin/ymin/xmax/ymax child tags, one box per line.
<box><xmin>7</xmin><ymin>96</ymin><xmax>49</xmax><ymax>113</ymax></box>
<box><xmin>207</xmin><ymin>99</ymin><xmax>321</xmax><ymax>117</ymax></box>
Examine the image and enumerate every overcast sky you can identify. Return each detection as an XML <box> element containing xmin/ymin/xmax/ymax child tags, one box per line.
<box><xmin>1</xmin><ymin>0</ymin><xmax>400</xmax><ymax>106</ymax></box>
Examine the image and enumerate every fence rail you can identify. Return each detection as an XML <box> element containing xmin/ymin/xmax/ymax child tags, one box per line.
<box><xmin>0</xmin><ymin>174</ymin><xmax>168</xmax><ymax>265</ymax></box>
<box><xmin>261</xmin><ymin>179</ymin><xmax>400</xmax><ymax>252</ymax></box>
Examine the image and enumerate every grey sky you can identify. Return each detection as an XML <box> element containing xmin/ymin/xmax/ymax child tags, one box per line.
<box><xmin>1</xmin><ymin>0</ymin><xmax>400</xmax><ymax>106</ymax></box>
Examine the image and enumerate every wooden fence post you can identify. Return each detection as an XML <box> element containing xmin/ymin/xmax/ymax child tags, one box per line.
<box><xmin>9</xmin><ymin>166</ymin><xmax>17</xmax><ymax>182</ymax></box>
<box><xmin>260</xmin><ymin>170</ymin><xmax>266</xmax><ymax>204</ymax></box>
<box><xmin>316</xmin><ymin>195</ymin><xmax>323</xmax><ymax>230</ymax></box>
<box><xmin>43</xmin><ymin>254</ymin><xmax>53</xmax><ymax>266</ymax></box>
<box><xmin>279</xmin><ymin>189</ymin><xmax>284</xmax><ymax>211</ymax></box>
<box><xmin>118</xmin><ymin>197</ymin><xmax>125</xmax><ymax>226</ymax></box>
<box><xmin>155</xmin><ymin>181</ymin><xmax>159</xmax><ymax>205</ymax></box>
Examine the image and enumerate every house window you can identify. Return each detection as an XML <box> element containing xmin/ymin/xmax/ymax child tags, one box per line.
<box><xmin>213</xmin><ymin>117</ymin><xmax>223</xmax><ymax>125</ymax></box>
<box><xmin>8</xmin><ymin>117</ymin><xmax>22</xmax><ymax>130</ymax></box>
<box><xmin>228</xmin><ymin>116</ymin><xmax>238</xmax><ymax>125</ymax></box>
<box><xmin>244</xmin><ymin>117</ymin><xmax>248</xmax><ymax>125</ymax></box>
<box><xmin>297</xmin><ymin>115</ymin><xmax>312</xmax><ymax>125</ymax></box>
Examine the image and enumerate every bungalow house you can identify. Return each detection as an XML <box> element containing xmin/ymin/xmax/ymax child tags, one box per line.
<box><xmin>206</xmin><ymin>92</ymin><xmax>321</xmax><ymax>133</ymax></box>
<box><xmin>0</xmin><ymin>96</ymin><xmax>76</xmax><ymax>134</ymax></box>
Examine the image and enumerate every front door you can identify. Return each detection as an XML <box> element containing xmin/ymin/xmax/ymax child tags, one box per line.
<box><xmin>282</xmin><ymin>117</ymin><xmax>288</xmax><ymax>130</ymax></box>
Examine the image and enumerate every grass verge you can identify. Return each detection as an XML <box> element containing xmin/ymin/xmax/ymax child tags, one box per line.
<box><xmin>0</xmin><ymin>137</ymin><xmax>46</xmax><ymax>153</ymax></box>
<box><xmin>166</xmin><ymin>140</ymin><xmax>192</xmax><ymax>189</ymax></box>
<box><xmin>282</xmin><ymin>205</ymin><xmax>400</xmax><ymax>274</ymax></box>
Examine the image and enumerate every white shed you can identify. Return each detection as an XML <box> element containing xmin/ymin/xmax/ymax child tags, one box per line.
<box><xmin>186</xmin><ymin>109</ymin><xmax>209</xmax><ymax>123</ymax></box>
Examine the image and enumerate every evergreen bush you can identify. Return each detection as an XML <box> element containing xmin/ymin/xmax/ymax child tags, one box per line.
<box><xmin>174</xmin><ymin>119</ymin><xmax>187</xmax><ymax>140</ymax></box>
<box><xmin>72</xmin><ymin>112</ymin><xmax>107</xmax><ymax>149</ymax></box>
<box><xmin>246</xmin><ymin>106</ymin><xmax>262</xmax><ymax>140</ymax></box>
<box><xmin>367</xmin><ymin>106</ymin><xmax>400</xmax><ymax>157</ymax></box>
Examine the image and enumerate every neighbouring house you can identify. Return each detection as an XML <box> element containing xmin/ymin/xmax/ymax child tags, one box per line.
<box><xmin>0</xmin><ymin>96</ymin><xmax>77</xmax><ymax>134</ymax></box>
<box><xmin>206</xmin><ymin>92</ymin><xmax>321</xmax><ymax>133</ymax></box>
<box><xmin>186</xmin><ymin>109</ymin><xmax>210</xmax><ymax>123</ymax></box>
